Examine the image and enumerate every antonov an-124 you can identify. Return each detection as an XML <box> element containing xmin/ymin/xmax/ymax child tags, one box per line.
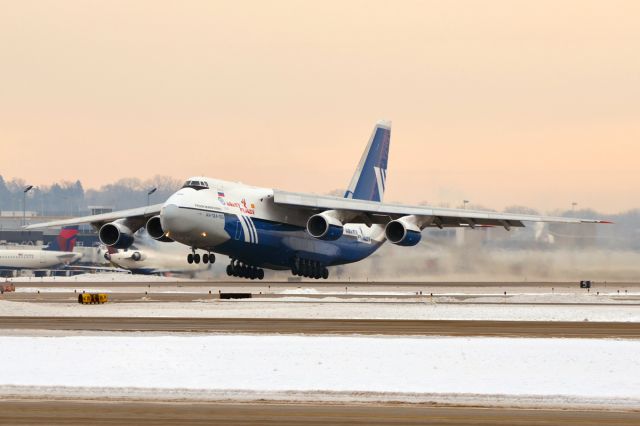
<box><xmin>26</xmin><ymin>121</ymin><xmax>609</xmax><ymax>280</ymax></box>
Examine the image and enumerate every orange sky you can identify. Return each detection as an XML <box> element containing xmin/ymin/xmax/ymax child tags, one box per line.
<box><xmin>1</xmin><ymin>1</ymin><xmax>639</xmax><ymax>213</ymax></box>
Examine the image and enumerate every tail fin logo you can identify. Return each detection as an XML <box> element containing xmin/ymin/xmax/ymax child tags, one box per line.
<box><xmin>373</xmin><ymin>166</ymin><xmax>386</xmax><ymax>197</ymax></box>
<box><xmin>45</xmin><ymin>226</ymin><xmax>78</xmax><ymax>252</ymax></box>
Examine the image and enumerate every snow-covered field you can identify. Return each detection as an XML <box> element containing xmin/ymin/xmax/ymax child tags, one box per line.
<box><xmin>6</xmin><ymin>273</ymin><xmax>188</xmax><ymax>283</ymax></box>
<box><xmin>0</xmin><ymin>334</ymin><xmax>638</xmax><ymax>408</ymax></box>
<box><xmin>1</xmin><ymin>299</ymin><xmax>639</xmax><ymax>322</ymax></box>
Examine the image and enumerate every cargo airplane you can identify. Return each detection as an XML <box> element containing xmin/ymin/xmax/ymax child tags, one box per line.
<box><xmin>26</xmin><ymin>121</ymin><xmax>608</xmax><ymax>280</ymax></box>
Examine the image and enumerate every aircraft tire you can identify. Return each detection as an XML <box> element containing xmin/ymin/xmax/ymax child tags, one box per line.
<box><xmin>193</xmin><ymin>254</ymin><xmax>201</xmax><ymax>264</ymax></box>
<box><xmin>187</xmin><ymin>254</ymin><xmax>194</xmax><ymax>264</ymax></box>
<box><xmin>322</xmin><ymin>268</ymin><xmax>329</xmax><ymax>279</ymax></box>
<box><xmin>258</xmin><ymin>269</ymin><xmax>264</xmax><ymax>280</ymax></box>
<box><xmin>226</xmin><ymin>265</ymin><xmax>232</xmax><ymax>276</ymax></box>
<box><xmin>203</xmin><ymin>254</ymin><xmax>209</xmax><ymax>264</ymax></box>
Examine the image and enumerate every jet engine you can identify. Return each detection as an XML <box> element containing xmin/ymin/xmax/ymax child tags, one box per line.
<box><xmin>385</xmin><ymin>217</ymin><xmax>422</xmax><ymax>246</ymax></box>
<box><xmin>130</xmin><ymin>251</ymin><xmax>146</xmax><ymax>261</ymax></box>
<box><xmin>306</xmin><ymin>212</ymin><xmax>344</xmax><ymax>241</ymax></box>
<box><xmin>99</xmin><ymin>220</ymin><xmax>135</xmax><ymax>249</ymax></box>
<box><xmin>146</xmin><ymin>215</ymin><xmax>173</xmax><ymax>242</ymax></box>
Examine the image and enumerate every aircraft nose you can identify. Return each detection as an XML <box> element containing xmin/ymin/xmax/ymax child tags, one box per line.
<box><xmin>161</xmin><ymin>203</ymin><xmax>192</xmax><ymax>234</ymax></box>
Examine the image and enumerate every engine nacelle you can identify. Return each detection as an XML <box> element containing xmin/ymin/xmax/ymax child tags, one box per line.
<box><xmin>306</xmin><ymin>212</ymin><xmax>344</xmax><ymax>241</ymax></box>
<box><xmin>99</xmin><ymin>220</ymin><xmax>135</xmax><ymax>249</ymax></box>
<box><xmin>146</xmin><ymin>215</ymin><xmax>173</xmax><ymax>242</ymax></box>
<box><xmin>131</xmin><ymin>251</ymin><xmax>146</xmax><ymax>261</ymax></box>
<box><xmin>385</xmin><ymin>218</ymin><xmax>422</xmax><ymax>246</ymax></box>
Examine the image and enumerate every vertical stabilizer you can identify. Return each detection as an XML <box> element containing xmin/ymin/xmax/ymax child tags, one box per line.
<box><xmin>44</xmin><ymin>226</ymin><xmax>79</xmax><ymax>252</ymax></box>
<box><xmin>344</xmin><ymin>120</ymin><xmax>391</xmax><ymax>202</ymax></box>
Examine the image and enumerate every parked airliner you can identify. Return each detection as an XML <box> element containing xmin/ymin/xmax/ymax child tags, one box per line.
<box><xmin>0</xmin><ymin>226</ymin><xmax>82</xmax><ymax>270</ymax></box>
<box><xmin>26</xmin><ymin>121</ymin><xmax>608</xmax><ymax>279</ymax></box>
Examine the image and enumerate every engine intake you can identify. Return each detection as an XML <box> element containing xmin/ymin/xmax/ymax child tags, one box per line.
<box><xmin>146</xmin><ymin>215</ymin><xmax>173</xmax><ymax>242</ymax></box>
<box><xmin>99</xmin><ymin>220</ymin><xmax>135</xmax><ymax>249</ymax></box>
<box><xmin>131</xmin><ymin>251</ymin><xmax>145</xmax><ymax>261</ymax></box>
<box><xmin>307</xmin><ymin>212</ymin><xmax>344</xmax><ymax>241</ymax></box>
<box><xmin>385</xmin><ymin>219</ymin><xmax>422</xmax><ymax>246</ymax></box>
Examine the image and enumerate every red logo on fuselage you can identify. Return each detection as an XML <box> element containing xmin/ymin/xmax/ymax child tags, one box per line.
<box><xmin>221</xmin><ymin>197</ymin><xmax>255</xmax><ymax>215</ymax></box>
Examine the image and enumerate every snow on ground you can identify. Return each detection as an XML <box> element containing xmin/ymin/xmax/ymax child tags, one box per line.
<box><xmin>14</xmin><ymin>287</ymin><xmax>114</xmax><ymax>294</ymax></box>
<box><xmin>1</xmin><ymin>299</ymin><xmax>639</xmax><ymax>322</ymax></box>
<box><xmin>276</xmin><ymin>289</ymin><xmax>640</xmax><ymax>303</ymax></box>
<box><xmin>6</xmin><ymin>273</ymin><xmax>189</xmax><ymax>283</ymax></box>
<box><xmin>0</xmin><ymin>334</ymin><xmax>638</xmax><ymax>405</ymax></box>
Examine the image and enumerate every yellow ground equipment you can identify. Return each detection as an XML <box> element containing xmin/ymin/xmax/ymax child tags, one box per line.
<box><xmin>78</xmin><ymin>293</ymin><xmax>108</xmax><ymax>304</ymax></box>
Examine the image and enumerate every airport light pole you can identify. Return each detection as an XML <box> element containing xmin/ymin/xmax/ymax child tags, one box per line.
<box><xmin>23</xmin><ymin>185</ymin><xmax>33</xmax><ymax>227</ymax></box>
<box><xmin>147</xmin><ymin>187</ymin><xmax>157</xmax><ymax>206</ymax></box>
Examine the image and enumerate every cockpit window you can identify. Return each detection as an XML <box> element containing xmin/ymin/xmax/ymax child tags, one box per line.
<box><xmin>182</xmin><ymin>180</ymin><xmax>209</xmax><ymax>190</ymax></box>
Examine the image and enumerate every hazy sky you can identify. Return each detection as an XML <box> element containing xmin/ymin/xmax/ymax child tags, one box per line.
<box><xmin>1</xmin><ymin>1</ymin><xmax>639</xmax><ymax>213</ymax></box>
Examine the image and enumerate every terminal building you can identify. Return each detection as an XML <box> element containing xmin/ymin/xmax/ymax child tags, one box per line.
<box><xmin>0</xmin><ymin>207</ymin><xmax>110</xmax><ymax>248</ymax></box>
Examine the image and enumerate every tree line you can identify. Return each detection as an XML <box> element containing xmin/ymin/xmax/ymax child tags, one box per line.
<box><xmin>0</xmin><ymin>175</ymin><xmax>181</xmax><ymax>216</ymax></box>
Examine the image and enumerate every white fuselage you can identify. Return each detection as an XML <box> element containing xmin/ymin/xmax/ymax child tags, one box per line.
<box><xmin>0</xmin><ymin>249</ymin><xmax>82</xmax><ymax>269</ymax></box>
<box><xmin>107</xmin><ymin>248</ymin><xmax>211</xmax><ymax>274</ymax></box>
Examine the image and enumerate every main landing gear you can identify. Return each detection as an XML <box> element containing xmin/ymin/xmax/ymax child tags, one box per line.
<box><xmin>187</xmin><ymin>249</ymin><xmax>215</xmax><ymax>265</ymax></box>
<box><xmin>226</xmin><ymin>259</ymin><xmax>264</xmax><ymax>280</ymax></box>
<box><xmin>291</xmin><ymin>257</ymin><xmax>329</xmax><ymax>280</ymax></box>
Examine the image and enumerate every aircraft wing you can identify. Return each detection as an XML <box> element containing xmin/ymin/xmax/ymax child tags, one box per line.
<box><xmin>23</xmin><ymin>204</ymin><xmax>163</xmax><ymax>230</ymax></box>
<box><xmin>273</xmin><ymin>190</ymin><xmax>609</xmax><ymax>229</ymax></box>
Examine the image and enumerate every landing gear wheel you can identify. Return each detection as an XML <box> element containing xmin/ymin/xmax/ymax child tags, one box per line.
<box><xmin>322</xmin><ymin>268</ymin><xmax>329</xmax><ymax>280</ymax></box>
<box><xmin>193</xmin><ymin>254</ymin><xmax>201</xmax><ymax>264</ymax></box>
<box><xmin>203</xmin><ymin>254</ymin><xmax>209</xmax><ymax>264</ymax></box>
<box><xmin>291</xmin><ymin>265</ymin><xmax>298</xmax><ymax>276</ymax></box>
<box><xmin>258</xmin><ymin>269</ymin><xmax>264</xmax><ymax>280</ymax></box>
<box><xmin>187</xmin><ymin>253</ymin><xmax>194</xmax><ymax>264</ymax></box>
<box><xmin>208</xmin><ymin>253</ymin><xmax>215</xmax><ymax>264</ymax></box>
<box><xmin>226</xmin><ymin>265</ymin><xmax>232</xmax><ymax>276</ymax></box>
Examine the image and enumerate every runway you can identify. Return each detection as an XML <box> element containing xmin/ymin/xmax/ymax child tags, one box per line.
<box><xmin>2</xmin><ymin>280</ymin><xmax>640</xmax><ymax>422</ymax></box>
<box><xmin>8</xmin><ymin>279</ymin><xmax>640</xmax><ymax>291</ymax></box>
<box><xmin>1</xmin><ymin>316</ymin><xmax>638</xmax><ymax>338</ymax></box>
<box><xmin>0</xmin><ymin>400</ymin><xmax>638</xmax><ymax>425</ymax></box>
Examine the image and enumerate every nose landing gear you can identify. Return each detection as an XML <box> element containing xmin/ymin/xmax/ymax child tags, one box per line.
<box><xmin>187</xmin><ymin>249</ymin><xmax>215</xmax><ymax>265</ymax></box>
<box><xmin>226</xmin><ymin>259</ymin><xmax>264</xmax><ymax>280</ymax></box>
<box><xmin>291</xmin><ymin>257</ymin><xmax>329</xmax><ymax>279</ymax></box>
